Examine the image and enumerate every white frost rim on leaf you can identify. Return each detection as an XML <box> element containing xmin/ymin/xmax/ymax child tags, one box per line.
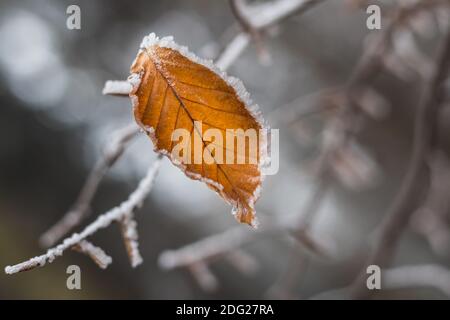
<box><xmin>128</xmin><ymin>33</ymin><xmax>271</xmax><ymax>227</ymax></box>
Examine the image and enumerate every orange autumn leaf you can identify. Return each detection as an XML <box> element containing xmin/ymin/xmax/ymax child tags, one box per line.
<box><xmin>128</xmin><ymin>33</ymin><xmax>267</xmax><ymax>227</ymax></box>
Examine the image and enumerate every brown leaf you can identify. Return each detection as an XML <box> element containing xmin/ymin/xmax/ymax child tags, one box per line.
<box><xmin>128</xmin><ymin>34</ymin><xmax>267</xmax><ymax>227</ymax></box>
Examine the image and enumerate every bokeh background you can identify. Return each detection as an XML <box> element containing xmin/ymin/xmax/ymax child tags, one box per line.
<box><xmin>1</xmin><ymin>0</ymin><xmax>449</xmax><ymax>299</ymax></box>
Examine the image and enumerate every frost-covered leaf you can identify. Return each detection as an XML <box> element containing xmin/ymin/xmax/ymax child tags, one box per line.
<box><xmin>128</xmin><ymin>33</ymin><xmax>267</xmax><ymax>226</ymax></box>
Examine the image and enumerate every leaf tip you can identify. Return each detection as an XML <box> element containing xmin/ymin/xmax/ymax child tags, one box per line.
<box><xmin>233</xmin><ymin>204</ymin><xmax>259</xmax><ymax>229</ymax></box>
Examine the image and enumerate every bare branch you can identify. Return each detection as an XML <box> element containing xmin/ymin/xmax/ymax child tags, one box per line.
<box><xmin>40</xmin><ymin>123</ymin><xmax>140</xmax><ymax>247</ymax></box>
<box><xmin>245</xmin><ymin>0</ymin><xmax>326</xmax><ymax>30</ymax></box>
<box><xmin>229</xmin><ymin>0</ymin><xmax>256</xmax><ymax>34</ymax></box>
<box><xmin>119</xmin><ymin>213</ymin><xmax>143</xmax><ymax>268</ymax></box>
<box><xmin>5</xmin><ymin>155</ymin><xmax>162</xmax><ymax>275</ymax></box>
<box><xmin>72</xmin><ymin>240</ymin><xmax>112</xmax><ymax>269</ymax></box>
<box><xmin>216</xmin><ymin>33</ymin><xmax>251</xmax><ymax>70</ymax></box>
<box><xmin>158</xmin><ymin>214</ymin><xmax>328</xmax><ymax>275</ymax></box>
<box><xmin>102</xmin><ymin>80</ymin><xmax>132</xmax><ymax>96</ymax></box>
<box><xmin>217</xmin><ymin>0</ymin><xmax>326</xmax><ymax>69</ymax></box>
<box><xmin>158</xmin><ymin>226</ymin><xmax>277</xmax><ymax>270</ymax></box>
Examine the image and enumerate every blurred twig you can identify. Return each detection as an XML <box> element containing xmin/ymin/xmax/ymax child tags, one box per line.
<box><xmin>217</xmin><ymin>0</ymin><xmax>327</xmax><ymax>69</ymax></box>
<box><xmin>159</xmin><ymin>222</ymin><xmax>309</xmax><ymax>269</ymax></box>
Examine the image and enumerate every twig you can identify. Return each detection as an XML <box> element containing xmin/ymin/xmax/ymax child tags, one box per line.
<box><xmin>119</xmin><ymin>213</ymin><xmax>143</xmax><ymax>267</ymax></box>
<box><xmin>217</xmin><ymin>0</ymin><xmax>326</xmax><ymax>70</ymax></box>
<box><xmin>246</xmin><ymin>0</ymin><xmax>326</xmax><ymax>29</ymax></box>
<box><xmin>40</xmin><ymin>123</ymin><xmax>140</xmax><ymax>247</ymax></box>
<box><xmin>216</xmin><ymin>33</ymin><xmax>251</xmax><ymax>70</ymax></box>
<box><xmin>229</xmin><ymin>0</ymin><xmax>267</xmax><ymax>62</ymax></box>
<box><xmin>102</xmin><ymin>80</ymin><xmax>132</xmax><ymax>96</ymax></box>
<box><xmin>158</xmin><ymin>217</ymin><xmax>327</xmax><ymax>271</ymax></box>
<box><xmin>158</xmin><ymin>225</ymin><xmax>283</xmax><ymax>270</ymax></box>
<box><xmin>72</xmin><ymin>240</ymin><xmax>112</xmax><ymax>269</ymax></box>
<box><xmin>229</xmin><ymin>0</ymin><xmax>257</xmax><ymax>35</ymax></box>
<box><xmin>267</xmin><ymin>87</ymin><xmax>339</xmax><ymax>125</ymax></box>
<box><xmin>5</xmin><ymin>155</ymin><xmax>163</xmax><ymax>274</ymax></box>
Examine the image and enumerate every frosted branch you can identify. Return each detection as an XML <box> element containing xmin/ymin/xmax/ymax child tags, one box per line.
<box><xmin>119</xmin><ymin>214</ymin><xmax>143</xmax><ymax>268</ymax></box>
<box><xmin>217</xmin><ymin>0</ymin><xmax>326</xmax><ymax>70</ymax></box>
<box><xmin>72</xmin><ymin>240</ymin><xmax>112</xmax><ymax>269</ymax></box>
<box><xmin>158</xmin><ymin>218</ymin><xmax>326</xmax><ymax>272</ymax></box>
<box><xmin>102</xmin><ymin>80</ymin><xmax>132</xmax><ymax>96</ymax></box>
<box><xmin>237</xmin><ymin>0</ymin><xmax>326</xmax><ymax>30</ymax></box>
<box><xmin>5</xmin><ymin>156</ymin><xmax>163</xmax><ymax>275</ymax></box>
<box><xmin>40</xmin><ymin>123</ymin><xmax>140</xmax><ymax>247</ymax></box>
<box><xmin>159</xmin><ymin>225</ymin><xmax>279</xmax><ymax>270</ymax></box>
<box><xmin>216</xmin><ymin>33</ymin><xmax>250</xmax><ymax>71</ymax></box>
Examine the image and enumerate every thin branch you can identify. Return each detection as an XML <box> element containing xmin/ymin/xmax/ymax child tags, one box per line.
<box><xmin>267</xmin><ymin>87</ymin><xmax>339</xmax><ymax>125</ymax></box>
<box><xmin>229</xmin><ymin>0</ymin><xmax>256</xmax><ymax>34</ymax></box>
<box><xmin>217</xmin><ymin>0</ymin><xmax>326</xmax><ymax>70</ymax></box>
<box><xmin>229</xmin><ymin>0</ymin><xmax>268</xmax><ymax>62</ymax></box>
<box><xmin>72</xmin><ymin>240</ymin><xmax>112</xmax><ymax>269</ymax></box>
<box><xmin>158</xmin><ymin>218</ymin><xmax>326</xmax><ymax>272</ymax></box>
<box><xmin>102</xmin><ymin>80</ymin><xmax>132</xmax><ymax>96</ymax></box>
<box><xmin>158</xmin><ymin>225</ymin><xmax>282</xmax><ymax>270</ymax></box>
<box><xmin>5</xmin><ymin>155</ymin><xmax>163</xmax><ymax>275</ymax></box>
<box><xmin>119</xmin><ymin>213</ymin><xmax>143</xmax><ymax>267</ymax></box>
<box><xmin>40</xmin><ymin>123</ymin><xmax>140</xmax><ymax>247</ymax></box>
<box><xmin>216</xmin><ymin>33</ymin><xmax>251</xmax><ymax>70</ymax></box>
<box><xmin>246</xmin><ymin>0</ymin><xmax>326</xmax><ymax>29</ymax></box>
